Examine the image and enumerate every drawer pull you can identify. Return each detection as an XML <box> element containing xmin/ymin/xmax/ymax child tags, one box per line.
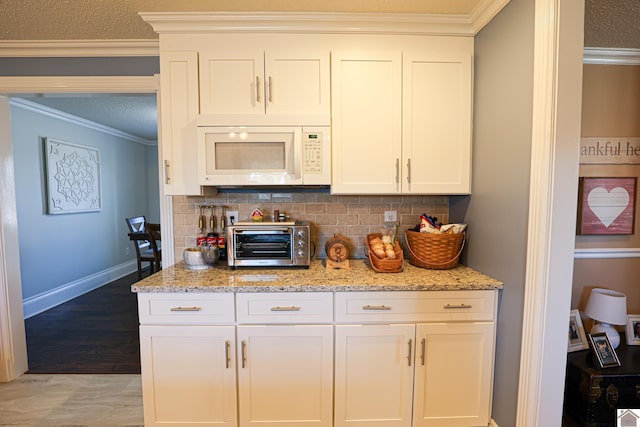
<box><xmin>363</xmin><ymin>305</ymin><xmax>392</xmax><ymax>311</ymax></box>
<box><xmin>271</xmin><ymin>306</ymin><xmax>301</xmax><ymax>312</ymax></box>
<box><xmin>170</xmin><ymin>306</ymin><xmax>203</xmax><ymax>312</ymax></box>
<box><xmin>444</xmin><ymin>304</ymin><xmax>472</xmax><ymax>309</ymax></box>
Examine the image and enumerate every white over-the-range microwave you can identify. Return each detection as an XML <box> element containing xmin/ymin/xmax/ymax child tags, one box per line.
<box><xmin>197</xmin><ymin>125</ymin><xmax>331</xmax><ymax>186</ymax></box>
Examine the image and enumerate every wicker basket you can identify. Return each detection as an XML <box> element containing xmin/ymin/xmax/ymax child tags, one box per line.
<box><xmin>405</xmin><ymin>230</ymin><xmax>466</xmax><ymax>270</ymax></box>
<box><xmin>366</xmin><ymin>233</ymin><xmax>404</xmax><ymax>273</ymax></box>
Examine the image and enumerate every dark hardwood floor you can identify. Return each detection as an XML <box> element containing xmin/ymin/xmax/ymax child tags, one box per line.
<box><xmin>24</xmin><ymin>270</ymin><xmax>148</xmax><ymax>374</ymax></box>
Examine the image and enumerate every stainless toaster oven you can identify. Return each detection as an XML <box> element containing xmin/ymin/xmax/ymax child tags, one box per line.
<box><xmin>226</xmin><ymin>221</ymin><xmax>311</xmax><ymax>268</ymax></box>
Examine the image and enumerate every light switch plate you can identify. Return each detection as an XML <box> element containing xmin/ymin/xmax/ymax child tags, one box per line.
<box><xmin>384</xmin><ymin>210</ymin><xmax>397</xmax><ymax>222</ymax></box>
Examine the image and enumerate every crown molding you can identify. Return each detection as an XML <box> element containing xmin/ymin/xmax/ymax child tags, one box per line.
<box><xmin>0</xmin><ymin>76</ymin><xmax>157</xmax><ymax>93</ymax></box>
<box><xmin>574</xmin><ymin>248</ymin><xmax>640</xmax><ymax>259</ymax></box>
<box><xmin>140</xmin><ymin>7</ymin><xmax>510</xmax><ymax>37</ymax></box>
<box><xmin>583</xmin><ymin>47</ymin><xmax>640</xmax><ymax>65</ymax></box>
<box><xmin>10</xmin><ymin>97</ymin><xmax>156</xmax><ymax>146</ymax></box>
<box><xmin>0</xmin><ymin>39</ymin><xmax>158</xmax><ymax>57</ymax></box>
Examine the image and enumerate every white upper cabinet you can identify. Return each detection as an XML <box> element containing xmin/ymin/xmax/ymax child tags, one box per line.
<box><xmin>330</xmin><ymin>51</ymin><xmax>403</xmax><ymax>194</ymax></box>
<box><xmin>331</xmin><ymin>47</ymin><xmax>473</xmax><ymax>195</ymax></box>
<box><xmin>158</xmin><ymin>51</ymin><xmax>202</xmax><ymax>195</ymax></box>
<box><xmin>403</xmin><ymin>52</ymin><xmax>472</xmax><ymax>194</ymax></box>
<box><xmin>199</xmin><ymin>49</ymin><xmax>330</xmax><ymax>117</ymax></box>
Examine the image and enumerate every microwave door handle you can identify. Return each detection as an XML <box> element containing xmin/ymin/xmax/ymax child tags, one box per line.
<box><xmin>293</xmin><ymin>131</ymin><xmax>302</xmax><ymax>182</ymax></box>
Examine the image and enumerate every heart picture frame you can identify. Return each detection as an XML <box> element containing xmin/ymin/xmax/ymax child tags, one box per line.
<box><xmin>577</xmin><ymin>177</ymin><xmax>637</xmax><ymax>235</ymax></box>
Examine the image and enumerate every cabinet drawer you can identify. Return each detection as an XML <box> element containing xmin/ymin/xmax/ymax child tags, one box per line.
<box><xmin>236</xmin><ymin>292</ymin><xmax>333</xmax><ymax>324</ymax></box>
<box><xmin>137</xmin><ymin>293</ymin><xmax>235</xmax><ymax>325</ymax></box>
<box><xmin>335</xmin><ymin>290</ymin><xmax>496</xmax><ymax>323</ymax></box>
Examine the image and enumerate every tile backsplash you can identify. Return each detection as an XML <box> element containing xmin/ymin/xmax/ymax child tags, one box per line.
<box><xmin>172</xmin><ymin>187</ymin><xmax>449</xmax><ymax>260</ymax></box>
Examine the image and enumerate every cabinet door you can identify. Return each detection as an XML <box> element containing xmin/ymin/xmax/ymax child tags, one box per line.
<box><xmin>199</xmin><ymin>50</ymin><xmax>265</xmax><ymax>115</ymax></box>
<box><xmin>237</xmin><ymin>325</ymin><xmax>333</xmax><ymax>427</ymax></box>
<box><xmin>334</xmin><ymin>324</ymin><xmax>416</xmax><ymax>427</ymax></box>
<box><xmin>402</xmin><ymin>53</ymin><xmax>472</xmax><ymax>194</ymax></box>
<box><xmin>413</xmin><ymin>322</ymin><xmax>495</xmax><ymax>427</ymax></box>
<box><xmin>264</xmin><ymin>50</ymin><xmax>330</xmax><ymax>116</ymax></box>
<box><xmin>331</xmin><ymin>52</ymin><xmax>402</xmax><ymax>194</ymax></box>
<box><xmin>159</xmin><ymin>51</ymin><xmax>202</xmax><ymax>195</ymax></box>
<box><xmin>139</xmin><ymin>325</ymin><xmax>237</xmax><ymax>426</ymax></box>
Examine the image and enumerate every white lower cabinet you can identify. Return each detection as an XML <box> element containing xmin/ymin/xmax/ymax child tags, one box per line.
<box><xmin>138</xmin><ymin>290</ymin><xmax>496</xmax><ymax>427</ymax></box>
<box><xmin>334</xmin><ymin>324</ymin><xmax>416</xmax><ymax>427</ymax></box>
<box><xmin>139</xmin><ymin>325</ymin><xmax>237</xmax><ymax>426</ymax></box>
<box><xmin>334</xmin><ymin>291</ymin><xmax>497</xmax><ymax>427</ymax></box>
<box><xmin>237</xmin><ymin>325</ymin><xmax>334</xmax><ymax>427</ymax></box>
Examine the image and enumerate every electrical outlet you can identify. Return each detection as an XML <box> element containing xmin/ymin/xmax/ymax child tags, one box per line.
<box><xmin>384</xmin><ymin>210</ymin><xmax>397</xmax><ymax>223</ymax></box>
<box><xmin>226</xmin><ymin>210</ymin><xmax>239</xmax><ymax>226</ymax></box>
<box><xmin>125</xmin><ymin>247</ymin><xmax>130</xmax><ymax>256</ymax></box>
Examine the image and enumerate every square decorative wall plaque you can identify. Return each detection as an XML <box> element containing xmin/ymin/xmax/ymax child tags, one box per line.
<box><xmin>577</xmin><ymin>177</ymin><xmax>636</xmax><ymax>235</ymax></box>
<box><xmin>44</xmin><ymin>137</ymin><xmax>102</xmax><ymax>214</ymax></box>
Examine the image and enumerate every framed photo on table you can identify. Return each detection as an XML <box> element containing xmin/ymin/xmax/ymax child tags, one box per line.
<box><xmin>568</xmin><ymin>309</ymin><xmax>589</xmax><ymax>352</ymax></box>
<box><xmin>577</xmin><ymin>177</ymin><xmax>636</xmax><ymax>235</ymax></box>
<box><xmin>626</xmin><ymin>315</ymin><xmax>640</xmax><ymax>345</ymax></box>
<box><xmin>588</xmin><ymin>333</ymin><xmax>621</xmax><ymax>368</ymax></box>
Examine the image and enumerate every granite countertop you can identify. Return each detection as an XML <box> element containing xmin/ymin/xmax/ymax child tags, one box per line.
<box><xmin>131</xmin><ymin>259</ymin><xmax>503</xmax><ymax>293</ymax></box>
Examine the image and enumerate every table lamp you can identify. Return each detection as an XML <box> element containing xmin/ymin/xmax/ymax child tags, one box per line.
<box><xmin>584</xmin><ymin>288</ymin><xmax>627</xmax><ymax>348</ymax></box>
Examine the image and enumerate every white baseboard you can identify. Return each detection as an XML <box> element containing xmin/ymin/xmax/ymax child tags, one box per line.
<box><xmin>22</xmin><ymin>260</ymin><xmax>138</xmax><ymax>319</ymax></box>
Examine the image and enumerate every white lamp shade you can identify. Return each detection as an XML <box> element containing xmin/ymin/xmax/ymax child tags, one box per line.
<box><xmin>584</xmin><ymin>288</ymin><xmax>627</xmax><ymax>326</ymax></box>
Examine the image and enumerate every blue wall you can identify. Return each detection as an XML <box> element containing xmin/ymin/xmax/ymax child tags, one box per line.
<box><xmin>11</xmin><ymin>101</ymin><xmax>159</xmax><ymax>314</ymax></box>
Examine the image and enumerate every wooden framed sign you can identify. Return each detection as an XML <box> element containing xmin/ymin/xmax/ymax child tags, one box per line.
<box><xmin>577</xmin><ymin>177</ymin><xmax>636</xmax><ymax>235</ymax></box>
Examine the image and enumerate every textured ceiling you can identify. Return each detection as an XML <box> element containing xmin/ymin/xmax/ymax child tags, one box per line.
<box><xmin>18</xmin><ymin>95</ymin><xmax>158</xmax><ymax>142</ymax></box>
<box><xmin>584</xmin><ymin>0</ymin><xmax>640</xmax><ymax>48</ymax></box>
<box><xmin>0</xmin><ymin>0</ymin><xmax>483</xmax><ymax>40</ymax></box>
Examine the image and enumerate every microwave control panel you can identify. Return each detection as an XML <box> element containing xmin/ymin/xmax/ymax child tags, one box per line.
<box><xmin>302</xmin><ymin>126</ymin><xmax>331</xmax><ymax>185</ymax></box>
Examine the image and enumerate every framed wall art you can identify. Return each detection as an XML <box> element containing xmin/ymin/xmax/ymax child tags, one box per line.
<box><xmin>44</xmin><ymin>137</ymin><xmax>102</xmax><ymax>214</ymax></box>
<box><xmin>568</xmin><ymin>309</ymin><xmax>589</xmax><ymax>352</ymax></box>
<box><xmin>577</xmin><ymin>177</ymin><xmax>636</xmax><ymax>235</ymax></box>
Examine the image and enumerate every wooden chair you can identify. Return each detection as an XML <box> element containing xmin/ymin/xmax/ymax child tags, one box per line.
<box><xmin>126</xmin><ymin>216</ymin><xmax>162</xmax><ymax>280</ymax></box>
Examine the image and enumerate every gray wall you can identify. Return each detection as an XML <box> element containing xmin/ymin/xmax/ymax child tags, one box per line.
<box><xmin>11</xmin><ymin>102</ymin><xmax>158</xmax><ymax>304</ymax></box>
<box><xmin>468</xmin><ymin>0</ymin><xmax>534</xmax><ymax>424</ymax></box>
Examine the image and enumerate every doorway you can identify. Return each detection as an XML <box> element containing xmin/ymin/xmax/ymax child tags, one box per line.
<box><xmin>0</xmin><ymin>75</ymin><xmax>174</xmax><ymax>381</ymax></box>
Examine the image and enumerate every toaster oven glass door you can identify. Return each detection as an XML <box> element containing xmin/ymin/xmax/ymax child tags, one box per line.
<box><xmin>233</xmin><ymin>229</ymin><xmax>292</xmax><ymax>260</ymax></box>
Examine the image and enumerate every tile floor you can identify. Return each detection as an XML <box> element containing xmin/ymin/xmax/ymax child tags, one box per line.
<box><xmin>0</xmin><ymin>374</ymin><xmax>143</xmax><ymax>426</ymax></box>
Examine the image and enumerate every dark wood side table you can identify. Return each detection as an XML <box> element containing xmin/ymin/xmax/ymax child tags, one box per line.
<box><xmin>564</xmin><ymin>336</ymin><xmax>640</xmax><ymax>427</ymax></box>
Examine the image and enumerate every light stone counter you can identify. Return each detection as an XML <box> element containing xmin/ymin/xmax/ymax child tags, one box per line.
<box><xmin>131</xmin><ymin>260</ymin><xmax>503</xmax><ymax>293</ymax></box>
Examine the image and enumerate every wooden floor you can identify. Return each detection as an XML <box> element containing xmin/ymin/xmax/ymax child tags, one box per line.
<box><xmin>24</xmin><ymin>270</ymin><xmax>146</xmax><ymax>374</ymax></box>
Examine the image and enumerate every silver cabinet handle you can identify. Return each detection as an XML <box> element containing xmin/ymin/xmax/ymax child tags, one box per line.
<box><xmin>444</xmin><ymin>304</ymin><xmax>473</xmax><ymax>309</ymax></box>
<box><xmin>256</xmin><ymin>76</ymin><xmax>262</xmax><ymax>102</ymax></box>
<box><xmin>420</xmin><ymin>338</ymin><xmax>426</xmax><ymax>366</ymax></box>
<box><xmin>170</xmin><ymin>306</ymin><xmax>202</xmax><ymax>312</ymax></box>
<box><xmin>363</xmin><ymin>305</ymin><xmax>391</xmax><ymax>311</ymax></box>
<box><xmin>270</xmin><ymin>306</ymin><xmax>301</xmax><ymax>312</ymax></box>
<box><xmin>268</xmin><ymin>76</ymin><xmax>273</xmax><ymax>103</ymax></box>
<box><xmin>407</xmin><ymin>339</ymin><xmax>413</xmax><ymax>367</ymax></box>
<box><xmin>395</xmin><ymin>158</ymin><xmax>400</xmax><ymax>184</ymax></box>
<box><xmin>407</xmin><ymin>158</ymin><xmax>411</xmax><ymax>184</ymax></box>
<box><xmin>241</xmin><ymin>340</ymin><xmax>247</xmax><ymax>368</ymax></box>
<box><xmin>225</xmin><ymin>340</ymin><xmax>231</xmax><ymax>369</ymax></box>
<box><xmin>164</xmin><ymin>159</ymin><xmax>170</xmax><ymax>184</ymax></box>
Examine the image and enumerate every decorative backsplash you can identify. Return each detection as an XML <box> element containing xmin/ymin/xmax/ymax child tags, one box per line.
<box><xmin>172</xmin><ymin>187</ymin><xmax>449</xmax><ymax>260</ymax></box>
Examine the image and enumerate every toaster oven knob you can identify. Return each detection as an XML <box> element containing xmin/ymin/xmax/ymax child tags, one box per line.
<box><xmin>297</xmin><ymin>249</ymin><xmax>306</xmax><ymax>258</ymax></box>
<box><xmin>297</xmin><ymin>230</ymin><xmax>306</xmax><ymax>238</ymax></box>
